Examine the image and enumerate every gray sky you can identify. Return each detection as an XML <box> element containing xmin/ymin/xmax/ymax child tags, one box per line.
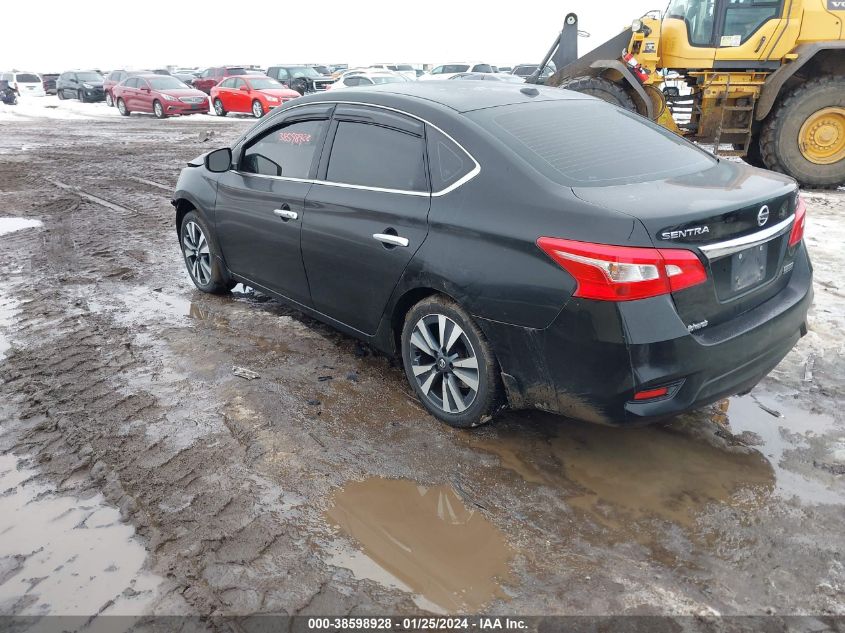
<box><xmin>5</xmin><ymin>0</ymin><xmax>661</xmax><ymax>72</ymax></box>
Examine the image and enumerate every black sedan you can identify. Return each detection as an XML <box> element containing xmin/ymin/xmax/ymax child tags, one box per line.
<box><xmin>172</xmin><ymin>82</ymin><xmax>812</xmax><ymax>428</ymax></box>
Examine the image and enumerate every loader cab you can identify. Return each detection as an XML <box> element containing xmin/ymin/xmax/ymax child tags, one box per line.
<box><xmin>661</xmin><ymin>0</ymin><xmax>786</xmax><ymax>69</ymax></box>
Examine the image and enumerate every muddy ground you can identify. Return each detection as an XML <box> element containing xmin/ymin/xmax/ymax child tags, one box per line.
<box><xmin>0</xmin><ymin>103</ymin><xmax>843</xmax><ymax>625</ymax></box>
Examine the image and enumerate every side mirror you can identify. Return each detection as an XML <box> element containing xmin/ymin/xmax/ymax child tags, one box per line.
<box><xmin>239</xmin><ymin>85</ymin><xmax>249</xmax><ymax>92</ymax></box>
<box><xmin>205</xmin><ymin>147</ymin><xmax>232</xmax><ymax>173</ymax></box>
<box><xmin>141</xmin><ymin>86</ymin><xmax>150</xmax><ymax>92</ymax></box>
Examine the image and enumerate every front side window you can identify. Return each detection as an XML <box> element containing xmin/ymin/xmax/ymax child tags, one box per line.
<box><xmin>124</xmin><ymin>78</ymin><xmax>139</xmax><ymax>88</ymax></box>
<box><xmin>233</xmin><ymin>78</ymin><xmax>246</xmax><ymax>89</ymax></box>
<box><xmin>431</xmin><ymin>66</ymin><xmax>444</xmax><ymax>74</ymax></box>
<box><xmin>442</xmin><ymin>64</ymin><xmax>470</xmax><ymax>74</ymax></box>
<box><xmin>721</xmin><ymin>0</ymin><xmax>780</xmax><ymax>45</ymax></box>
<box><xmin>667</xmin><ymin>0</ymin><xmax>717</xmax><ymax>46</ymax></box>
<box><xmin>326</xmin><ymin>122</ymin><xmax>427</xmax><ymax>192</ymax></box>
<box><xmin>241</xmin><ymin>120</ymin><xmax>327</xmax><ymax>178</ymax></box>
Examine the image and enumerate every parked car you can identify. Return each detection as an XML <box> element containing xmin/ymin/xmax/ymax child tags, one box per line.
<box><xmin>329</xmin><ymin>70</ymin><xmax>408</xmax><ymax>90</ymax></box>
<box><xmin>0</xmin><ymin>71</ymin><xmax>46</xmax><ymax>97</ymax></box>
<box><xmin>266</xmin><ymin>66</ymin><xmax>334</xmax><ymax>94</ymax></box>
<box><xmin>171</xmin><ymin>83</ymin><xmax>812</xmax><ymax>429</ymax></box>
<box><xmin>56</xmin><ymin>71</ymin><xmax>105</xmax><ymax>102</ymax></box>
<box><xmin>370</xmin><ymin>64</ymin><xmax>417</xmax><ymax>81</ymax></box>
<box><xmin>450</xmin><ymin>73</ymin><xmax>526</xmax><ymax>83</ymax></box>
<box><xmin>41</xmin><ymin>73</ymin><xmax>59</xmax><ymax>95</ymax></box>
<box><xmin>113</xmin><ymin>74</ymin><xmax>209</xmax><ymax>118</ymax></box>
<box><xmin>419</xmin><ymin>63</ymin><xmax>494</xmax><ymax>81</ymax></box>
<box><xmin>211</xmin><ymin>75</ymin><xmax>299</xmax><ymax>118</ymax></box>
<box><xmin>104</xmin><ymin>70</ymin><xmax>148</xmax><ymax>106</ymax></box>
<box><xmin>512</xmin><ymin>63</ymin><xmax>556</xmax><ymax>80</ymax></box>
<box><xmin>192</xmin><ymin>66</ymin><xmax>247</xmax><ymax>94</ymax></box>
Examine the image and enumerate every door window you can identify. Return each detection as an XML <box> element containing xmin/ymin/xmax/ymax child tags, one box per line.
<box><xmin>233</xmin><ymin>78</ymin><xmax>247</xmax><ymax>89</ymax></box>
<box><xmin>219</xmin><ymin>78</ymin><xmax>235</xmax><ymax>88</ymax></box>
<box><xmin>426</xmin><ymin>127</ymin><xmax>475</xmax><ymax>192</ymax></box>
<box><xmin>326</xmin><ymin>122</ymin><xmax>427</xmax><ymax>192</ymax></box>
<box><xmin>667</xmin><ymin>0</ymin><xmax>717</xmax><ymax>46</ymax></box>
<box><xmin>721</xmin><ymin>0</ymin><xmax>781</xmax><ymax>45</ymax></box>
<box><xmin>240</xmin><ymin>120</ymin><xmax>328</xmax><ymax>178</ymax></box>
<box><xmin>137</xmin><ymin>78</ymin><xmax>150</xmax><ymax>90</ymax></box>
<box><xmin>124</xmin><ymin>78</ymin><xmax>139</xmax><ymax>88</ymax></box>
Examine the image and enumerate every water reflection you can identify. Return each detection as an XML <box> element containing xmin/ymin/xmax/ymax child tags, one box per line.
<box><xmin>326</xmin><ymin>477</ymin><xmax>513</xmax><ymax>612</ymax></box>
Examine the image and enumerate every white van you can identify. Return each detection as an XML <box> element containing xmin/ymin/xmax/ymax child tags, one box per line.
<box><xmin>0</xmin><ymin>72</ymin><xmax>46</xmax><ymax>97</ymax></box>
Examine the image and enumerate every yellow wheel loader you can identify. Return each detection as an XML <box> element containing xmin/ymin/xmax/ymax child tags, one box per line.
<box><xmin>534</xmin><ymin>2</ymin><xmax>845</xmax><ymax>188</ymax></box>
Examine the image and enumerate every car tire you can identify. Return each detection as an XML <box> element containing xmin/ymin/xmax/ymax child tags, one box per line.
<box><xmin>117</xmin><ymin>98</ymin><xmax>130</xmax><ymax>116</ymax></box>
<box><xmin>105</xmin><ymin>92</ymin><xmax>113</xmax><ymax>107</ymax></box>
<box><xmin>213</xmin><ymin>98</ymin><xmax>227</xmax><ymax>117</ymax></box>
<box><xmin>179</xmin><ymin>211</ymin><xmax>233</xmax><ymax>294</ymax></box>
<box><xmin>153</xmin><ymin>100</ymin><xmax>166</xmax><ymax>119</ymax></box>
<box><xmin>77</xmin><ymin>90</ymin><xmax>85</xmax><ymax>103</ymax></box>
<box><xmin>401</xmin><ymin>296</ymin><xmax>504</xmax><ymax>429</ymax></box>
<box><xmin>252</xmin><ymin>99</ymin><xmax>264</xmax><ymax>118</ymax></box>
<box><xmin>57</xmin><ymin>89</ymin><xmax>65</xmax><ymax>100</ymax></box>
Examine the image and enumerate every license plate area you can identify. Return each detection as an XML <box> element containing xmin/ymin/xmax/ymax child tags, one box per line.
<box><xmin>709</xmin><ymin>233</ymin><xmax>787</xmax><ymax>301</ymax></box>
<box><xmin>731</xmin><ymin>243</ymin><xmax>767</xmax><ymax>292</ymax></box>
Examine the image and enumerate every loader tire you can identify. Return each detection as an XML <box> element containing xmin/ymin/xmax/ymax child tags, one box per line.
<box><xmin>559</xmin><ymin>76</ymin><xmax>637</xmax><ymax>112</ymax></box>
<box><xmin>760</xmin><ymin>75</ymin><xmax>845</xmax><ymax>188</ymax></box>
<box><xmin>735</xmin><ymin>140</ymin><xmax>766</xmax><ymax>168</ymax></box>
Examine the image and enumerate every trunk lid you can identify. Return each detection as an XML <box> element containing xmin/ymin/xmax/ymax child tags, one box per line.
<box><xmin>572</xmin><ymin>161</ymin><xmax>799</xmax><ymax>329</ymax></box>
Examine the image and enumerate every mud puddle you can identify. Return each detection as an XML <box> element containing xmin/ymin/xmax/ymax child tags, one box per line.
<box><xmin>726</xmin><ymin>394</ymin><xmax>843</xmax><ymax>504</ymax></box>
<box><xmin>472</xmin><ymin>412</ymin><xmax>775</xmax><ymax>532</ymax></box>
<box><xmin>325</xmin><ymin>477</ymin><xmax>513</xmax><ymax>613</ymax></box>
<box><xmin>0</xmin><ymin>453</ymin><xmax>165</xmax><ymax>615</ymax></box>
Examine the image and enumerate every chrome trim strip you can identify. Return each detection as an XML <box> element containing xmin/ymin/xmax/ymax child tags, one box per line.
<box><xmin>231</xmin><ymin>99</ymin><xmax>482</xmax><ymax>197</ymax></box>
<box><xmin>698</xmin><ymin>214</ymin><xmax>794</xmax><ymax>259</ymax></box>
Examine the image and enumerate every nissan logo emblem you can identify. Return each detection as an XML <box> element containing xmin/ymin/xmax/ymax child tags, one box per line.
<box><xmin>757</xmin><ymin>205</ymin><xmax>770</xmax><ymax>227</ymax></box>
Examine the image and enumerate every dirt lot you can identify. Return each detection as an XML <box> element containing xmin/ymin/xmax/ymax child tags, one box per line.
<box><xmin>0</xmin><ymin>100</ymin><xmax>843</xmax><ymax>623</ymax></box>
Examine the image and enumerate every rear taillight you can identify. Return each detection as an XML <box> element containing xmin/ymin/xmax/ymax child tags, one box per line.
<box><xmin>788</xmin><ymin>195</ymin><xmax>806</xmax><ymax>247</ymax></box>
<box><xmin>536</xmin><ymin>237</ymin><xmax>707</xmax><ymax>301</ymax></box>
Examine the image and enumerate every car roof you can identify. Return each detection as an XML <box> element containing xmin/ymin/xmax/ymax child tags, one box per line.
<box><xmin>304</xmin><ymin>80</ymin><xmax>589</xmax><ymax>113</ymax></box>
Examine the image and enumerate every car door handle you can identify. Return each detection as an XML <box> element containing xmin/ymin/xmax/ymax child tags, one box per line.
<box><xmin>274</xmin><ymin>208</ymin><xmax>298</xmax><ymax>220</ymax></box>
<box><xmin>373</xmin><ymin>233</ymin><xmax>409</xmax><ymax>247</ymax></box>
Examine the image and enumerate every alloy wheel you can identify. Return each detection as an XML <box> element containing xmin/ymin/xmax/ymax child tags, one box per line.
<box><xmin>214</xmin><ymin>99</ymin><xmax>224</xmax><ymax>116</ymax></box>
<box><xmin>409</xmin><ymin>314</ymin><xmax>479</xmax><ymax>414</ymax></box>
<box><xmin>182</xmin><ymin>221</ymin><xmax>212</xmax><ymax>286</ymax></box>
<box><xmin>252</xmin><ymin>100</ymin><xmax>263</xmax><ymax>118</ymax></box>
<box><xmin>105</xmin><ymin>92</ymin><xmax>113</xmax><ymax>107</ymax></box>
<box><xmin>154</xmin><ymin>102</ymin><xmax>163</xmax><ymax>118</ymax></box>
<box><xmin>117</xmin><ymin>99</ymin><xmax>127</xmax><ymax>115</ymax></box>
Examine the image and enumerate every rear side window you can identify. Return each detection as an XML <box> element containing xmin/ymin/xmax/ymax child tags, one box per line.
<box><xmin>467</xmin><ymin>100</ymin><xmax>715</xmax><ymax>187</ymax></box>
<box><xmin>241</xmin><ymin>120</ymin><xmax>327</xmax><ymax>178</ymax></box>
<box><xmin>327</xmin><ymin>122</ymin><xmax>427</xmax><ymax>192</ymax></box>
<box><xmin>426</xmin><ymin>127</ymin><xmax>475</xmax><ymax>192</ymax></box>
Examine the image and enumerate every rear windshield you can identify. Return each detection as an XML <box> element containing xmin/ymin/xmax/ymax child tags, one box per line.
<box><xmin>439</xmin><ymin>65</ymin><xmax>470</xmax><ymax>74</ymax></box>
<box><xmin>371</xmin><ymin>76</ymin><xmax>404</xmax><ymax>84</ymax></box>
<box><xmin>149</xmin><ymin>76</ymin><xmax>189</xmax><ymax>90</ymax></box>
<box><xmin>467</xmin><ymin>100</ymin><xmax>716</xmax><ymax>187</ymax></box>
<box><xmin>16</xmin><ymin>73</ymin><xmax>40</xmax><ymax>83</ymax></box>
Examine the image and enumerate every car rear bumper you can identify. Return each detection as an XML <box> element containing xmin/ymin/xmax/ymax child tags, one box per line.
<box><xmin>479</xmin><ymin>243</ymin><xmax>813</xmax><ymax>426</ymax></box>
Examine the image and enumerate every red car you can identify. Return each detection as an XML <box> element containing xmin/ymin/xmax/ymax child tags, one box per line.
<box><xmin>113</xmin><ymin>74</ymin><xmax>209</xmax><ymax>119</ymax></box>
<box><xmin>210</xmin><ymin>75</ymin><xmax>300</xmax><ymax>118</ymax></box>
<box><xmin>191</xmin><ymin>66</ymin><xmax>247</xmax><ymax>94</ymax></box>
